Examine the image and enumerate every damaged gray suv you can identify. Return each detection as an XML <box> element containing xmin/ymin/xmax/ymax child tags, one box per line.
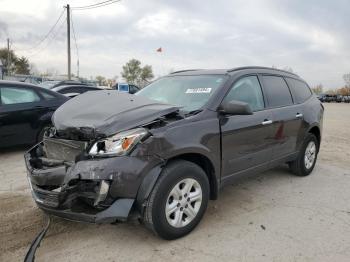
<box><xmin>25</xmin><ymin>67</ymin><xmax>323</xmax><ymax>239</ymax></box>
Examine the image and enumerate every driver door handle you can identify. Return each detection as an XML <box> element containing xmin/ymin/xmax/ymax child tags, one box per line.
<box><xmin>296</xmin><ymin>113</ymin><xmax>303</xmax><ymax>118</ymax></box>
<box><xmin>262</xmin><ymin>119</ymin><xmax>273</xmax><ymax>125</ymax></box>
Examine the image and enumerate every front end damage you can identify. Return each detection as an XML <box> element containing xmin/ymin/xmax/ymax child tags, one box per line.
<box><xmin>25</xmin><ymin>135</ymin><xmax>162</xmax><ymax>223</ymax></box>
<box><xmin>24</xmin><ymin>91</ymin><xmax>184</xmax><ymax>223</ymax></box>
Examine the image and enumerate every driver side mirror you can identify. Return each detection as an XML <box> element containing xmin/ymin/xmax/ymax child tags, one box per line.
<box><xmin>219</xmin><ymin>100</ymin><xmax>253</xmax><ymax>115</ymax></box>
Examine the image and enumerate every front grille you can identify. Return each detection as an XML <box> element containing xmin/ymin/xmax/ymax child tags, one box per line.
<box><xmin>33</xmin><ymin>186</ymin><xmax>61</xmax><ymax>207</ymax></box>
<box><xmin>43</xmin><ymin>137</ymin><xmax>88</xmax><ymax>162</ymax></box>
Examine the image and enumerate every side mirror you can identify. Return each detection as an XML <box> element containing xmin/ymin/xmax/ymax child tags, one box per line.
<box><xmin>219</xmin><ymin>100</ymin><xmax>253</xmax><ymax>115</ymax></box>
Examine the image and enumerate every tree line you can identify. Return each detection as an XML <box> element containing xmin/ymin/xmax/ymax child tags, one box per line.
<box><xmin>2</xmin><ymin>47</ymin><xmax>349</xmax><ymax>93</ymax></box>
<box><xmin>0</xmin><ymin>48</ymin><xmax>154</xmax><ymax>87</ymax></box>
<box><xmin>0</xmin><ymin>48</ymin><xmax>31</xmax><ymax>75</ymax></box>
<box><xmin>311</xmin><ymin>73</ymin><xmax>350</xmax><ymax>96</ymax></box>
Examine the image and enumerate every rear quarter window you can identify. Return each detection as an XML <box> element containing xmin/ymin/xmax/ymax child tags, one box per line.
<box><xmin>285</xmin><ymin>78</ymin><xmax>312</xmax><ymax>104</ymax></box>
<box><xmin>0</xmin><ymin>86</ymin><xmax>41</xmax><ymax>105</ymax></box>
<box><xmin>261</xmin><ymin>75</ymin><xmax>293</xmax><ymax>108</ymax></box>
<box><xmin>40</xmin><ymin>90</ymin><xmax>56</xmax><ymax>100</ymax></box>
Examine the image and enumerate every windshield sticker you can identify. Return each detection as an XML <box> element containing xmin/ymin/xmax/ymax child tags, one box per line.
<box><xmin>185</xmin><ymin>88</ymin><xmax>212</xmax><ymax>94</ymax></box>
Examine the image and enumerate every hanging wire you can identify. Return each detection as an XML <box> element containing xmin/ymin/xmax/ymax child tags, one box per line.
<box><xmin>26</xmin><ymin>17</ymin><xmax>66</xmax><ymax>58</ymax></box>
<box><xmin>70</xmin><ymin>11</ymin><xmax>80</xmax><ymax>77</ymax></box>
<box><xmin>72</xmin><ymin>0</ymin><xmax>121</xmax><ymax>10</ymax></box>
<box><xmin>14</xmin><ymin>8</ymin><xmax>65</xmax><ymax>52</ymax></box>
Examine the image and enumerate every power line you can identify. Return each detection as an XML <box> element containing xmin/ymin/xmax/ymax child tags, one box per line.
<box><xmin>26</xmin><ymin>17</ymin><xmax>66</xmax><ymax>58</ymax></box>
<box><xmin>72</xmin><ymin>0</ymin><xmax>121</xmax><ymax>10</ymax></box>
<box><xmin>71</xmin><ymin>0</ymin><xmax>115</xmax><ymax>9</ymax></box>
<box><xmin>15</xmin><ymin>8</ymin><xmax>65</xmax><ymax>52</ymax></box>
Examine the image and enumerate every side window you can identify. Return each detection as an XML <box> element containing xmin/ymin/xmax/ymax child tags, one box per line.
<box><xmin>261</xmin><ymin>76</ymin><xmax>293</xmax><ymax>108</ymax></box>
<box><xmin>40</xmin><ymin>91</ymin><xmax>56</xmax><ymax>100</ymax></box>
<box><xmin>285</xmin><ymin>78</ymin><xmax>312</xmax><ymax>104</ymax></box>
<box><xmin>0</xmin><ymin>87</ymin><xmax>40</xmax><ymax>105</ymax></box>
<box><xmin>223</xmin><ymin>76</ymin><xmax>264</xmax><ymax>111</ymax></box>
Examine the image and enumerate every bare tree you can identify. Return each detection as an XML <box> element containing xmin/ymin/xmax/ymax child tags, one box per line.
<box><xmin>343</xmin><ymin>73</ymin><xmax>350</xmax><ymax>87</ymax></box>
<box><xmin>311</xmin><ymin>84</ymin><xmax>323</xmax><ymax>95</ymax></box>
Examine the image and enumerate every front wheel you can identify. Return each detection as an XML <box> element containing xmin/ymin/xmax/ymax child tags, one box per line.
<box><xmin>143</xmin><ymin>160</ymin><xmax>209</xmax><ymax>240</ymax></box>
<box><xmin>289</xmin><ymin>133</ymin><xmax>319</xmax><ymax>176</ymax></box>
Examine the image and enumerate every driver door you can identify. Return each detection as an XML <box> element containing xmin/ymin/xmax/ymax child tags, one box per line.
<box><xmin>220</xmin><ymin>75</ymin><xmax>274</xmax><ymax>182</ymax></box>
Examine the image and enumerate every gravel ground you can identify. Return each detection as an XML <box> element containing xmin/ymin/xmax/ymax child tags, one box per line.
<box><xmin>0</xmin><ymin>103</ymin><xmax>349</xmax><ymax>262</ymax></box>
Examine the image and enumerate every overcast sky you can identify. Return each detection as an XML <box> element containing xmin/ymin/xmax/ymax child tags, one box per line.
<box><xmin>0</xmin><ymin>0</ymin><xmax>349</xmax><ymax>88</ymax></box>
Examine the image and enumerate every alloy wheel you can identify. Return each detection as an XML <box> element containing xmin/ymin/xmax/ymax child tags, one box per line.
<box><xmin>165</xmin><ymin>178</ymin><xmax>202</xmax><ymax>228</ymax></box>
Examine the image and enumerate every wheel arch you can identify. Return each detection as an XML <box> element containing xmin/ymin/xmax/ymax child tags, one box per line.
<box><xmin>307</xmin><ymin>125</ymin><xmax>321</xmax><ymax>148</ymax></box>
<box><xmin>166</xmin><ymin>153</ymin><xmax>218</xmax><ymax>200</ymax></box>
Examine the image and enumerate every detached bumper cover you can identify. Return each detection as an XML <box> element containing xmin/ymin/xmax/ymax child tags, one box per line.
<box><xmin>37</xmin><ymin>198</ymin><xmax>134</xmax><ymax>223</ymax></box>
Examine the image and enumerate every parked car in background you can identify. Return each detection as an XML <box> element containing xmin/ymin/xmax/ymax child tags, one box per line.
<box><xmin>0</xmin><ymin>81</ymin><xmax>68</xmax><ymax>148</ymax></box>
<box><xmin>342</xmin><ymin>95</ymin><xmax>350</xmax><ymax>103</ymax></box>
<box><xmin>112</xmin><ymin>83</ymin><xmax>140</xmax><ymax>94</ymax></box>
<box><xmin>39</xmin><ymin>80</ymin><xmax>87</xmax><ymax>89</ymax></box>
<box><xmin>51</xmin><ymin>85</ymin><xmax>102</xmax><ymax>98</ymax></box>
<box><xmin>335</xmin><ymin>95</ymin><xmax>343</xmax><ymax>103</ymax></box>
<box><xmin>323</xmin><ymin>94</ymin><xmax>336</xmax><ymax>102</ymax></box>
<box><xmin>25</xmin><ymin>67</ymin><xmax>323</xmax><ymax>239</ymax></box>
<box><xmin>317</xmin><ymin>94</ymin><xmax>326</xmax><ymax>102</ymax></box>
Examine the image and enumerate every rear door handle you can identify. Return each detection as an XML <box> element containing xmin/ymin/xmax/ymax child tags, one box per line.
<box><xmin>296</xmin><ymin>113</ymin><xmax>303</xmax><ymax>118</ymax></box>
<box><xmin>262</xmin><ymin>119</ymin><xmax>273</xmax><ymax>125</ymax></box>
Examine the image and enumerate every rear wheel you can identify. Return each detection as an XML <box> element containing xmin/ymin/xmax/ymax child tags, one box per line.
<box><xmin>143</xmin><ymin>160</ymin><xmax>209</xmax><ymax>240</ymax></box>
<box><xmin>289</xmin><ymin>133</ymin><xmax>319</xmax><ymax>176</ymax></box>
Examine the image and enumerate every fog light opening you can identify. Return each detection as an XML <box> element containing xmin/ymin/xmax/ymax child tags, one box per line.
<box><xmin>94</xmin><ymin>180</ymin><xmax>110</xmax><ymax>206</ymax></box>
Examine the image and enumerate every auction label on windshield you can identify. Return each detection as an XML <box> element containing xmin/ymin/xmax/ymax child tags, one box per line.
<box><xmin>186</xmin><ymin>88</ymin><xmax>212</xmax><ymax>94</ymax></box>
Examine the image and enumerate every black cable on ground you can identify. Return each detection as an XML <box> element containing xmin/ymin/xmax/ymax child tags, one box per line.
<box><xmin>24</xmin><ymin>215</ymin><xmax>51</xmax><ymax>262</ymax></box>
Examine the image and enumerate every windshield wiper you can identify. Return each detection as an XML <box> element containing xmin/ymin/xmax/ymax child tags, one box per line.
<box><xmin>184</xmin><ymin>109</ymin><xmax>203</xmax><ymax>116</ymax></box>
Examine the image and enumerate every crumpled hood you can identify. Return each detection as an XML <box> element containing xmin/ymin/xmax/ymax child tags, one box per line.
<box><xmin>52</xmin><ymin>90</ymin><xmax>180</xmax><ymax>139</ymax></box>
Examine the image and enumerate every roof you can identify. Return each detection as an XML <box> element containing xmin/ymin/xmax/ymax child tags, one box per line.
<box><xmin>0</xmin><ymin>80</ymin><xmax>39</xmax><ymax>87</ymax></box>
<box><xmin>169</xmin><ymin>66</ymin><xmax>299</xmax><ymax>78</ymax></box>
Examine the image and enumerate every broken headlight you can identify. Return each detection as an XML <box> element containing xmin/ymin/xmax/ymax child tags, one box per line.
<box><xmin>89</xmin><ymin>128</ymin><xmax>148</xmax><ymax>157</ymax></box>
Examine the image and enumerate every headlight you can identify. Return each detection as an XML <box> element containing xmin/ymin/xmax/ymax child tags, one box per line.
<box><xmin>89</xmin><ymin>128</ymin><xmax>148</xmax><ymax>157</ymax></box>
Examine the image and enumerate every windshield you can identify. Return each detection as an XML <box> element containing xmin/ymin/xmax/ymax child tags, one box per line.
<box><xmin>136</xmin><ymin>75</ymin><xmax>227</xmax><ymax>112</ymax></box>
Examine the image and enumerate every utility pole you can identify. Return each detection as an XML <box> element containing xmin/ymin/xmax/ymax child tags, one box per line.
<box><xmin>66</xmin><ymin>4</ymin><xmax>71</xmax><ymax>80</ymax></box>
<box><xmin>77</xmin><ymin>59</ymin><xmax>79</xmax><ymax>78</ymax></box>
<box><xmin>7</xmin><ymin>38</ymin><xmax>10</xmax><ymax>76</ymax></box>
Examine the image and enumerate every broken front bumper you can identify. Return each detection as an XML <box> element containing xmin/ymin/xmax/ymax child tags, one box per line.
<box><xmin>24</xmin><ymin>142</ymin><xmax>161</xmax><ymax>223</ymax></box>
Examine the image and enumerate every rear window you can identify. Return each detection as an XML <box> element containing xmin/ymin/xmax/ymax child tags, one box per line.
<box><xmin>285</xmin><ymin>78</ymin><xmax>312</xmax><ymax>104</ymax></box>
<box><xmin>261</xmin><ymin>76</ymin><xmax>293</xmax><ymax>108</ymax></box>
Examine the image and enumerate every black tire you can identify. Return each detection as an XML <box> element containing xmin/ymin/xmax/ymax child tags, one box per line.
<box><xmin>289</xmin><ymin>133</ymin><xmax>319</xmax><ymax>176</ymax></box>
<box><xmin>143</xmin><ymin>160</ymin><xmax>209</xmax><ymax>240</ymax></box>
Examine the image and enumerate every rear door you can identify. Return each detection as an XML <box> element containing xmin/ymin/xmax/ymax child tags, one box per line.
<box><xmin>285</xmin><ymin>77</ymin><xmax>313</xmax><ymax>150</ymax></box>
<box><xmin>0</xmin><ymin>85</ymin><xmax>43</xmax><ymax>147</ymax></box>
<box><xmin>220</xmin><ymin>75</ymin><xmax>274</xmax><ymax>180</ymax></box>
<box><xmin>260</xmin><ymin>75</ymin><xmax>302</xmax><ymax>160</ymax></box>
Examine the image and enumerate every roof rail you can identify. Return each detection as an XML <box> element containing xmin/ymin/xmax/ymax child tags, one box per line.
<box><xmin>227</xmin><ymin>66</ymin><xmax>299</xmax><ymax>76</ymax></box>
<box><xmin>170</xmin><ymin>69</ymin><xmax>201</xmax><ymax>74</ymax></box>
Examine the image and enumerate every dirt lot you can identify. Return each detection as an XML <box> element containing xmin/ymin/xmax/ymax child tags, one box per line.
<box><xmin>1</xmin><ymin>103</ymin><xmax>350</xmax><ymax>262</ymax></box>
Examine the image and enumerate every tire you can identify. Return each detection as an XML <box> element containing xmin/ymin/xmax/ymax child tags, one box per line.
<box><xmin>143</xmin><ymin>160</ymin><xmax>209</xmax><ymax>240</ymax></box>
<box><xmin>289</xmin><ymin>133</ymin><xmax>319</xmax><ymax>176</ymax></box>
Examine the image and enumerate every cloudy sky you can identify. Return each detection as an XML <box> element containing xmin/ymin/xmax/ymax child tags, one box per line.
<box><xmin>0</xmin><ymin>0</ymin><xmax>349</xmax><ymax>88</ymax></box>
